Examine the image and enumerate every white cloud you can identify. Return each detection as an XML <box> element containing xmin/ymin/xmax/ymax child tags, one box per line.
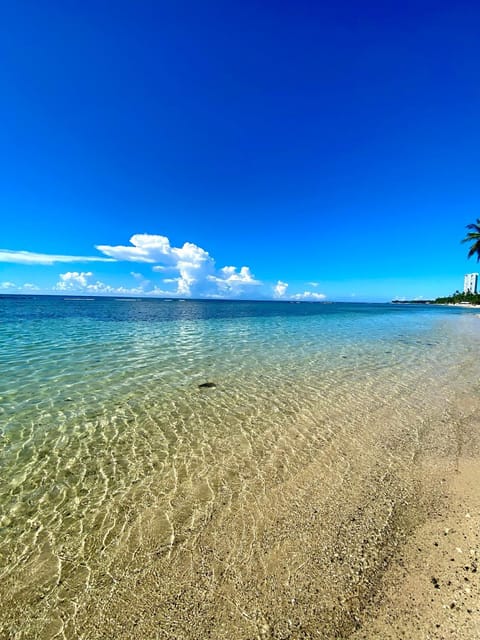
<box><xmin>207</xmin><ymin>266</ymin><xmax>260</xmax><ymax>294</ymax></box>
<box><xmin>290</xmin><ymin>291</ymin><xmax>327</xmax><ymax>301</ymax></box>
<box><xmin>273</xmin><ymin>281</ymin><xmax>326</xmax><ymax>301</ymax></box>
<box><xmin>130</xmin><ymin>271</ymin><xmax>151</xmax><ymax>289</ymax></box>
<box><xmin>1</xmin><ymin>282</ymin><xmax>41</xmax><ymax>292</ymax></box>
<box><xmin>97</xmin><ymin>234</ymin><xmax>261</xmax><ymax>297</ymax></box>
<box><xmin>0</xmin><ymin>249</ymin><xmax>114</xmax><ymax>265</ymax></box>
<box><xmin>144</xmin><ymin>286</ymin><xmax>175</xmax><ymax>297</ymax></box>
<box><xmin>54</xmin><ymin>271</ymin><xmax>149</xmax><ymax>296</ymax></box>
<box><xmin>4</xmin><ymin>233</ymin><xmax>321</xmax><ymax>300</ymax></box>
<box><xmin>220</xmin><ymin>266</ymin><xmax>258</xmax><ymax>284</ymax></box>
<box><xmin>97</xmin><ymin>234</ymin><xmax>215</xmax><ymax>296</ymax></box>
<box><xmin>56</xmin><ymin>271</ymin><xmax>94</xmax><ymax>289</ymax></box>
<box><xmin>273</xmin><ymin>280</ymin><xmax>288</xmax><ymax>297</ymax></box>
<box><xmin>96</xmin><ymin>234</ymin><xmax>197</xmax><ymax>264</ymax></box>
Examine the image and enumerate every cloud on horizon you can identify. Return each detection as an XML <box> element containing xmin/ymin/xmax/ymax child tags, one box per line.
<box><xmin>0</xmin><ymin>249</ymin><xmax>114</xmax><ymax>265</ymax></box>
<box><xmin>273</xmin><ymin>280</ymin><xmax>288</xmax><ymax>297</ymax></box>
<box><xmin>1</xmin><ymin>234</ymin><xmax>328</xmax><ymax>300</ymax></box>
<box><xmin>290</xmin><ymin>291</ymin><xmax>326</xmax><ymax>300</ymax></box>
<box><xmin>97</xmin><ymin>234</ymin><xmax>261</xmax><ymax>297</ymax></box>
<box><xmin>0</xmin><ymin>281</ymin><xmax>40</xmax><ymax>292</ymax></box>
<box><xmin>54</xmin><ymin>271</ymin><xmax>148</xmax><ymax>295</ymax></box>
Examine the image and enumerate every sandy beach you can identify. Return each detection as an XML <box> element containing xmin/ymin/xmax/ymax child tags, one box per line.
<box><xmin>70</xmin><ymin>367</ymin><xmax>479</xmax><ymax>640</ymax></box>
<box><xmin>49</xmin><ymin>377</ymin><xmax>480</xmax><ymax>640</ymax></box>
<box><xmin>2</xmin><ymin>300</ymin><xmax>480</xmax><ymax>639</ymax></box>
<box><xmin>4</xmin><ymin>0</ymin><xmax>480</xmax><ymax>634</ymax></box>
<box><xmin>351</xmin><ymin>400</ymin><xmax>480</xmax><ymax>639</ymax></box>
<box><xmin>446</xmin><ymin>304</ymin><xmax>480</xmax><ymax>309</ymax></box>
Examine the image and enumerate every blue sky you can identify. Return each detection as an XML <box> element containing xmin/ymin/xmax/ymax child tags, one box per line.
<box><xmin>1</xmin><ymin>0</ymin><xmax>480</xmax><ymax>301</ymax></box>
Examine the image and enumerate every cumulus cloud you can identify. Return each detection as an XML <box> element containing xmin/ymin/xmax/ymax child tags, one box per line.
<box><xmin>144</xmin><ymin>286</ymin><xmax>175</xmax><ymax>297</ymax></box>
<box><xmin>0</xmin><ymin>249</ymin><xmax>114</xmax><ymax>265</ymax></box>
<box><xmin>97</xmin><ymin>234</ymin><xmax>260</xmax><ymax>297</ymax></box>
<box><xmin>96</xmin><ymin>234</ymin><xmax>211</xmax><ymax>265</ymax></box>
<box><xmin>56</xmin><ymin>271</ymin><xmax>94</xmax><ymax>289</ymax></box>
<box><xmin>97</xmin><ymin>234</ymin><xmax>215</xmax><ymax>295</ymax></box>
<box><xmin>54</xmin><ymin>271</ymin><xmax>142</xmax><ymax>295</ymax></box>
<box><xmin>207</xmin><ymin>266</ymin><xmax>260</xmax><ymax>295</ymax></box>
<box><xmin>53</xmin><ymin>271</ymin><xmax>178</xmax><ymax>296</ymax></box>
<box><xmin>1</xmin><ymin>281</ymin><xmax>41</xmax><ymax>292</ymax></box>
<box><xmin>4</xmin><ymin>233</ymin><xmax>325</xmax><ymax>300</ymax></box>
<box><xmin>290</xmin><ymin>291</ymin><xmax>327</xmax><ymax>301</ymax></box>
<box><xmin>220</xmin><ymin>266</ymin><xmax>258</xmax><ymax>284</ymax></box>
<box><xmin>273</xmin><ymin>280</ymin><xmax>289</xmax><ymax>297</ymax></box>
<box><xmin>130</xmin><ymin>271</ymin><xmax>151</xmax><ymax>289</ymax></box>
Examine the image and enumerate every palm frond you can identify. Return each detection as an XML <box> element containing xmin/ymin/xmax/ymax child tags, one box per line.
<box><xmin>461</xmin><ymin>232</ymin><xmax>480</xmax><ymax>244</ymax></box>
<box><xmin>467</xmin><ymin>241</ymin><xmax>480</xmax><ymax>261</ymax></box>
<box><xmin>465</xmin><ymin>223</ymin><xmax>480</xmax><ymax>232</ymax></box>
<box><xmin>463</xmin><ymin>219</ymin><xmax>480</xmax><ymax>260</ymax></box>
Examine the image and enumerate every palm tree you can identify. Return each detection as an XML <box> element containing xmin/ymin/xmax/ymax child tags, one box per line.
<box><xmin>462</xmin><ymin>219</ymin><xmax>480</xmax><ymax>261</ymax></box>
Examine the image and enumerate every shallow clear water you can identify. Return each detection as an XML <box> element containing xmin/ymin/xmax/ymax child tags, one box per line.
<box><xmin>1</xmin><ymin>297</ymin><xmax>479</xmax><ymax>639</ymax></box>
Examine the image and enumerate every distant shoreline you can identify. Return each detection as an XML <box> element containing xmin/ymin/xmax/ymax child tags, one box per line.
<box><xmin>445</xmin><ymin>303</ymin><xmax>480</xmax><ymax>308</ymax></box>
<box><xmin>393</xmin><ymin>299</ymin><xmax>480</xmax><ymax>308</ymax></box>
<box><xmin>392</xmin><ymin>299</ymin><xmax>434</xmax><ymax>304</ymax></box>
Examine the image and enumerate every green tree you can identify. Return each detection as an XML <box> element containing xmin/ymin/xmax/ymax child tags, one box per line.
<box><xmin>462</xmin><ymin>218</ymin><xmax>480</xmax><ymax>261</ymax></box>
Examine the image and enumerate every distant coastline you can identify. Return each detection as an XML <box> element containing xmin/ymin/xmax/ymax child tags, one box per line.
<box><xmin>393</xmin><ymin>292</ymin><xmax>480</xmax><ymax>307</ymax></box>
<box><xmin>392</xmin><ymin>299</ymin><xmax>434</xmax><ymax>304</ymax></box>
<box><xmin>393</xmin><ymin>300</ymin><xmax>480</xmax><ymax>308</ymax></box>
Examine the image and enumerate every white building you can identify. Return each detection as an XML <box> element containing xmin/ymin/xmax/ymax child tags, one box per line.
<box><xmin>464</xmin><ymin>272</ymin><xmax>478</xmax><ymax>294</ymax></box>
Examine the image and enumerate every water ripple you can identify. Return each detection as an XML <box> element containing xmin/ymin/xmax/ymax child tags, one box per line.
<box><xmin>1</xmin><ymin>302</ymin><xmax>479</xmax><ymax>638</ymax></box>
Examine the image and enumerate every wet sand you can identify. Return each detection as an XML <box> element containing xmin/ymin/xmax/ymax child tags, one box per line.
<box><xmin>2</xmin><ymin>308</ymin><xmax>480</xmax><ymax>639</ymax></box>
<box><xmin>32</xmin><ymin>388</ymin><xmax>479</xmax><ymax>639</ymax></box>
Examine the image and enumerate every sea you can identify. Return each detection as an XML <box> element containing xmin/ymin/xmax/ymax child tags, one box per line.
<box><xmin>1</xmin><ymin>296</ymin><xmax>479</xmax><ymax>639</ymax></box>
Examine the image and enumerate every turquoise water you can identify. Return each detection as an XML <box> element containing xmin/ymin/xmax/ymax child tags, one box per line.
<box><xmin>1</xmin><ymin>297</ymin><xmax>479</xmax><ymax>639</ymax></box>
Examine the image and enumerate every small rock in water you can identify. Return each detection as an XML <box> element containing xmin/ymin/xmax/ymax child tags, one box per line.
<box><xmin>198</xmin><ymin>382</ymin><xmax>216</xmax><ymax>389</ymax></box>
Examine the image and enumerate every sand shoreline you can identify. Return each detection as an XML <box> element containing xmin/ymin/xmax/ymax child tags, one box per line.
<box><xmin>446</xmin><ymin>303</ymin><xmax>480</xmax><ymax>309</ymax></box>
<box><xmin>2</xmin><ymin>311</ymin><xmax>479</xmax><ymax>639</ymax></box>
<box><xmin>2</xmin><ymin>396</ymin><xmax>479</xmax><ymax>639</ymax></box>
<box><xmin>350</xmin><ymin>408</ymin><xmax>480</xmax><ymax>639</ymax></box>
<box><xmin>61</xmin><ymin>381</ymin><xmax>480</xmax><ymax>640</ymax></box>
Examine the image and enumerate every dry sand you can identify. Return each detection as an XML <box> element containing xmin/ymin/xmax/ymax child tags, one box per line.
<box><xmin>350</xmin><ymin>412</ymin><xmax>480</xmax><ymax>639</ymax></box>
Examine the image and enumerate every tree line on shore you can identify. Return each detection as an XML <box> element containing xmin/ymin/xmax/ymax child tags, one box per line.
<box><xmin>434</xmin><ymin>291</ymin><xmax>480</xmax><ymax>305</ymax></box>
<box><xmin>394</xmin><ymin>220</ymin><xmax>480</xmax><ymax>305</ymax></box>
<box><xmin>432</xmin><ymin>221</ymin><xmax>480</xmax><ymax>304</ymax></box>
